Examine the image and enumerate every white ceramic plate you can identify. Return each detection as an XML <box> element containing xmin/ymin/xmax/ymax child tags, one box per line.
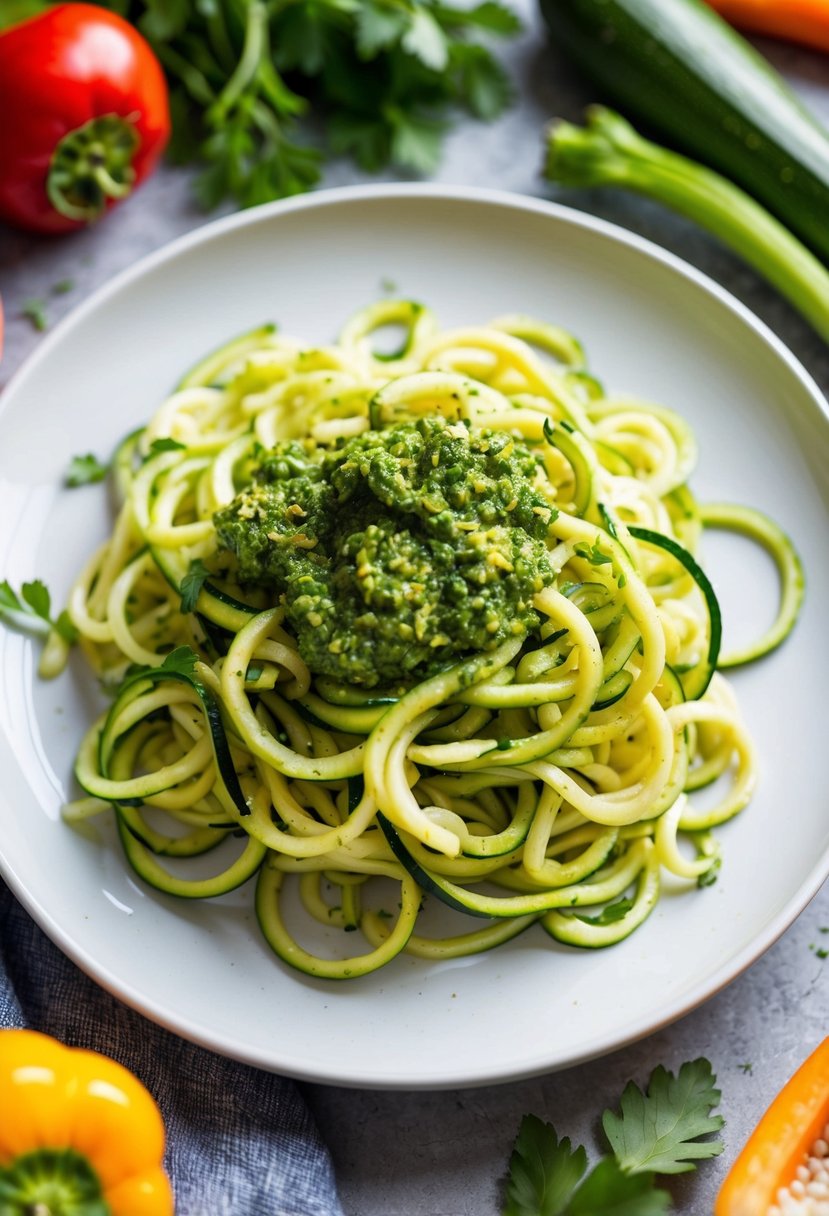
<box><xmin>1</xmin><ymin>185</ymin><xmax>828</xmax><ymax>1089</ymax></box>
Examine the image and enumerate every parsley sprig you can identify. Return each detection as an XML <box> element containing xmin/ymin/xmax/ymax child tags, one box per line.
<box><xmin>0</xmin><ymin>580</ymin><xmax>77</xmax><ymax>644</ymax></box>
<box><xmin>97</xmin><ymin>0</ymin><xmax>520</xmax><ymax>208</ymax></box>
<box><xmin>504</xmin><ymin>1058</ymin><xmax>724</xmax><ymax>1215</ymax></box>
<box><xmin>128</xmin><ymin>644</ymin><xmax>203</xmax><ymax>684</ymax></box>
<box><xmin>180</xmin><ymin>558</ymin><xmax>211</xmax><ymax>614</ymax></box>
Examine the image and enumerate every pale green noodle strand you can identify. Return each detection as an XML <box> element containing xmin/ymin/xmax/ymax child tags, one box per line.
<box><xmin>54</xmin><ymin>301</ymin><xmax>800</xmax><ymax>979</ymax></box>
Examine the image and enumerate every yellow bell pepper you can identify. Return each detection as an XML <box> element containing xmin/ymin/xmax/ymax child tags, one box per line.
<box><xmin>0</xmin><ymin>1029</ymin><xmax>173</xmax><ymax>1215</ymax></box>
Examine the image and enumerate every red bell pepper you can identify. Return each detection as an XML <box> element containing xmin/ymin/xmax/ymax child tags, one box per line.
<box><xmin>0</xmin><ymin>3</ymin><xmax>170</xmax><ymax>234</ymax></box>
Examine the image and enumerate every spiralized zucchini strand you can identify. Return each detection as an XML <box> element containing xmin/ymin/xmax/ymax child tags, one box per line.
<box><xmin>57</xmin><ymin>301</ymin><xmax>801</xmax><ymax>978</ymax></box>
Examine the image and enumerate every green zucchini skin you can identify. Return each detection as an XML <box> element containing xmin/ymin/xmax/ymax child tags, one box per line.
<box><xmin>538</xmin><ymin>0</ymin><xmax>829</xmax><ymax>262</ymax></box>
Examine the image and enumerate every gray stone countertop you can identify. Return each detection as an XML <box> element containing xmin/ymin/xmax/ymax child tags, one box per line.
<box><xmin>1</xmin><ymin>4</ymin><xmax>827</xmax><ymax>1214</ymax></box>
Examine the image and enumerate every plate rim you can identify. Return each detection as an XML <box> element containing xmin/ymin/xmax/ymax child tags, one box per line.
<box><xmin>1</xmin><ymin>181</ymin><xmax>828</xmax><ymax>1089</ymax></box>
<box><xmin>4</xmin><ymin>182</ymin><xmax>828</xmax><ymax>417</ymax></box>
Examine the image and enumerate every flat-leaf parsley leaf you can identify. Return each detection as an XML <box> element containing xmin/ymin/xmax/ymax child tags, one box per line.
<box><xmin>126</xmin><ymin>646</ymin><xmax>203</xmax><ymax>688</ymax></box>
<box><xmin>504</xmin><ymin>1116</ymin><xmax>587</xmax><ymax>1216</ymax></box>
<box><xmin>503</xmin><ymin>1059</ymin><xmax>724</xmax><ymax>1214</ymax></box>
<box><xmin>602</xmin><ymin>1058</ymin><xmax>724</xmax><ymax>1176</ymax></box>
<box><xmin>180</xmin><ymin>559</ymin><xmax>211</xmax><ymax>615</ymax></box>
<box><xmin>568</xmin><ymin>1158</ymin><xmax>670</xmax><ymax>1215</ymax></box>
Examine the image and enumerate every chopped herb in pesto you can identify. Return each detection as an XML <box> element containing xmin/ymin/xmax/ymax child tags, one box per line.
<box><xmin>214</xmin><ymin>418</ymin><xmax>557</xmax><ymax>686</ymax></box>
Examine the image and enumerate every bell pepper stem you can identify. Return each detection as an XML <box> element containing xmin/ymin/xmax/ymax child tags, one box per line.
<box><xmin>91</xmin><ymin>165</ymin><xmax>133</xmax><ymax>200</ymax></box>
<box><xmin>0</xmin><ymin>1147</ymin><xmax>109</xmax><ymax>1216</ymax></box>
<box><xmin>47</xmin><ymin>113</ymin><xmax>140</xmax><ymax>223</ymax></box>
<box><xmin>0</xmin><ymin>0</ymin><xmax>48</xmax><ymax>31</ymax></box>
<box><xmin>545</xmin><ymin>106</ymin><xmax>829</xmax><ymax>343</ymax></box>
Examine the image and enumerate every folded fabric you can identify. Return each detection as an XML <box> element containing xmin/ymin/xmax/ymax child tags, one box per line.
<box><xmin>0</xmin><ymin>879</ymin><xmax>345</xmax><ymax>1216</ymax></box>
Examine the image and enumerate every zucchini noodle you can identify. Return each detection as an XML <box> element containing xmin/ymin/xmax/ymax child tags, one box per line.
<box><xmin>60</xmin><ymin>300</ymin><xmax>802</xmax><ymax>979</ymax></box>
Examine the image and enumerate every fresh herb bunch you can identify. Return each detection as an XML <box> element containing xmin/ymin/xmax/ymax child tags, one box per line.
<box><xmin>94</xmin><ymin>0</ymin><xmax>521</xmax><ymax>209</ymax></box>
<box><xmin>504</xmin><ymin>1058</ymin><xmax>725</xmax><ymax>1215</ymax></box>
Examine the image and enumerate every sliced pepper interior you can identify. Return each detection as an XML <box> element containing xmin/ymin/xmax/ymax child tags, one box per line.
<box><xmin>716</xmin><ymin>1036</ymin><xmax>829</xmax><ymax>1216</ymax></box>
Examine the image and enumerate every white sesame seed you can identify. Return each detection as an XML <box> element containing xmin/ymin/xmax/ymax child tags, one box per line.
<box><xmin>767</xmin><ymin>1127</ymin><xmax>829</xmax><ymax>1215</ymax></box>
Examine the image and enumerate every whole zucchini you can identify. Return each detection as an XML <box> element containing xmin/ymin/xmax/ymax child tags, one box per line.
<box><xmin>538</xmin><ymin>0</ymin><xmax>829</xmax><ymax>263</ymax></box>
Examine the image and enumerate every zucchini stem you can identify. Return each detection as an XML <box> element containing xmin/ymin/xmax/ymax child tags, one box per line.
<box><xmin>545</xmin><ymin>106</ymin><xmax>829</xmax><ymax>343</ymax></box>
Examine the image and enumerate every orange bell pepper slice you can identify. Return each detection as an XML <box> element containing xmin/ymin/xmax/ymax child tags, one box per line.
<box><xmin>716</xmin><ymin>1036</ymin><xmax>829</xmax><ymax>1216</ymax></box>
<box><xmin>704</xmin><ymin>0</ymin><xmax>829</xmax><ymax>54</ymax></box>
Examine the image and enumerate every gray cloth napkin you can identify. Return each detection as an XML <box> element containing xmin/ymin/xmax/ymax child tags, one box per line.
<box><xmin>0</xmin><ymin>880</ymin><xmax>345</xmax><ymax>1216</ymax></box>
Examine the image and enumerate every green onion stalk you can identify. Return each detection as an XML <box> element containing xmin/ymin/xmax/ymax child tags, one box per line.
<box><xmin>545</xmin><ymin>107</ymin><xmax>829</xmax><ymax>344</ymax></box>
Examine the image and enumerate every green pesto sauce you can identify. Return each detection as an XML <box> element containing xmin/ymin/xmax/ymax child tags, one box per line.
<box><xmin>214</xmin><ymin>419</ymin><xmax>557</xmax><ymax>686</ymax></box>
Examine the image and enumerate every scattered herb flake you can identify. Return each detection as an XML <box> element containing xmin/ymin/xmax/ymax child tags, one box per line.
<box><xmin>574</xmin><ymin>541</ymin><xmax>612</xmax><ymax>566</ymax></box>
<box><xmin>697</xmin><ymin>856</ymin><xmax>721</xmax><ymax>888</ymax></box>
<box><xmin>573</xmin><ymin>897</ymin><xmax>634</xmax><ymax>927</ymax></box>
<box><xmin>52</xmin><ymin>278</ymin><xmax>74</xmax><ymax>295</ymax></box>
<box><xmin>66</xmin><ymin>453</ymin><xmax>109</xmax><ymax>487</ymax></box>
<box><xmin>21</xmin><ymin>298</ymin><xmax>48</xmax><ymax>331</ymax></box>
<box><xmin>738</xmin><ymin>1063</ymin><xmax>753</xmax><ymax>1075</ymax></box>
